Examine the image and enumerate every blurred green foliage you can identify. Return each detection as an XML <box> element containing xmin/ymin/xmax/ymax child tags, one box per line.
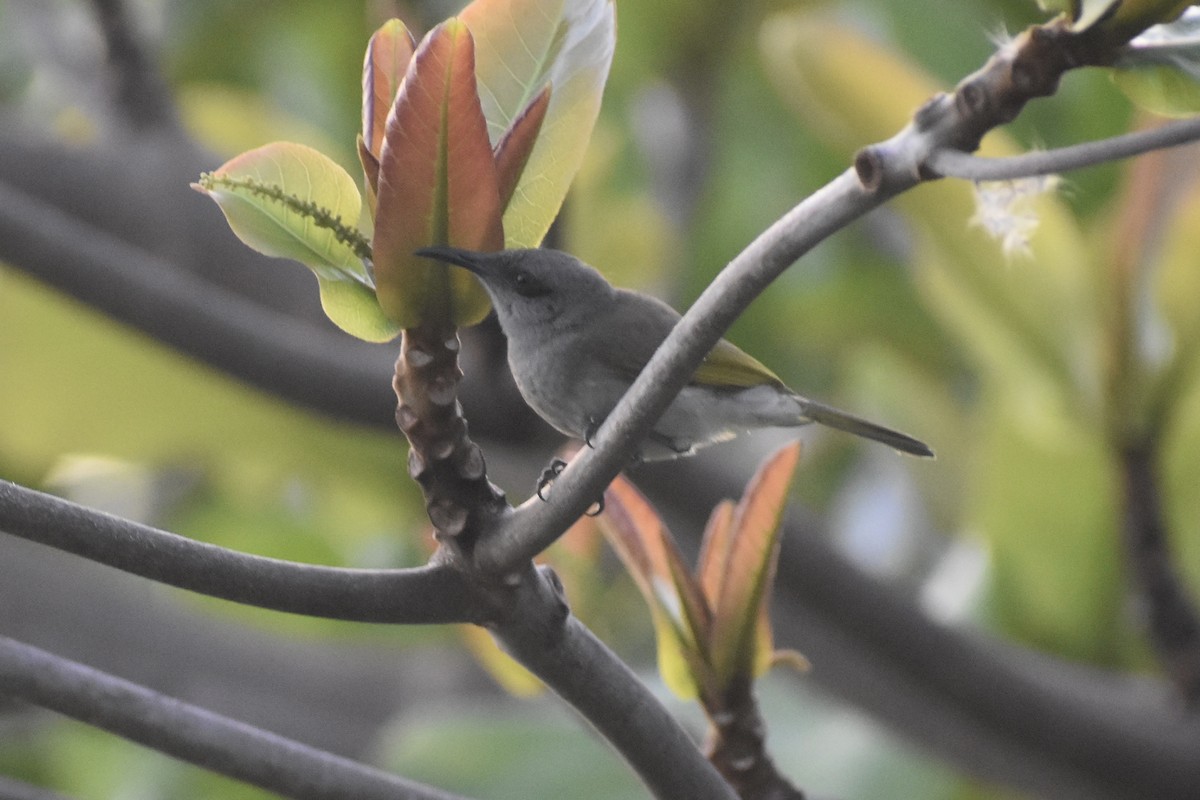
<box><xmin>3</xmin><ymin>0</ymin><xmax>1200</xmax><ymax>798</ymax></box>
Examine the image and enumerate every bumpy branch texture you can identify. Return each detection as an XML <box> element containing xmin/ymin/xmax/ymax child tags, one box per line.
<box><xmin>0</xmin><ymin>636</ymin><xmax>471</xmax><ymax>800</ymax></box>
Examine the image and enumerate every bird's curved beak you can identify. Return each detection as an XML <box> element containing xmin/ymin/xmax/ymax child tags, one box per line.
<box><xmin>414</xmin><ymin>245</ymin><xmax>496</xmax><ymax>278</ymax></box>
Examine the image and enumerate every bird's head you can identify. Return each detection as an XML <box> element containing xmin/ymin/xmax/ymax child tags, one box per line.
<box><xmin>415</xmin><ymin>246</ymin><xmax>613</xmax><ymax>332</ymax></box>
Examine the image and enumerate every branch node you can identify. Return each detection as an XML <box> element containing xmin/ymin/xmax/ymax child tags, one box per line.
<box><xmin>853</xmin><ymin>147</ymin><xmax>884</xmax><ymax>192</ymax></box>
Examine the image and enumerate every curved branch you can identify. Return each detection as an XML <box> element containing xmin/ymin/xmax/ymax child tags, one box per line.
<box><xmin>927</xmin><ymin>116</ymin><xmax>1200</xmax><ymax>181</ymax></box>
<box><xmin>0</xmin><ymin>481</ymin><xmax>485</xmax><ymax>625</ymax></box>
<box><xmin>0</xmin><ymin>636</ymin><xmax>471</xmax><ymax>800</ymax></box>
<box><xmin>490</xmin><ymin>565</ymin><xmax>736</xmax><ymax>800</ymax></box>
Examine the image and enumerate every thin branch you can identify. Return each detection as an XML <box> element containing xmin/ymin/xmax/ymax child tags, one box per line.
<box><xmin>490</xmin><ymin>565</ymin><xmax>737</xmax><ymax>800</ymax></box>
<box><xmin>1119</xmin><ymin>440</ymin><xmax>1200</xmax><ymax>706</ymax></box>
<box><xmin>0</xmin><ymin>481</ymin><xmax>486</xmax><ymax>625</ymax></box>
<box><xmin>0</xmin><ymin>636</ymin><xmax>471</xmax><ymax>800</ymax></box>
<box><xmin>927</xmin><ymin>116</ymin><xmax>1200</xmax><ymax>181</ymax></box>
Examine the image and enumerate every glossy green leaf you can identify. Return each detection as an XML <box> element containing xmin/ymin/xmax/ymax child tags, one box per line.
<box><xmin>372</xmin><ymin>19</ymin><xmax>504</xmax><ymax>329</ymax></box>
<box><xmin>315</xmin><ymin>277</ymin><xmax>402</xmax><ymax>343</ymax></box>
<box><xmin>195</xmin><ymin>142</ymin><xmax>368</xmax><ymax>279</ymax></box>
<box><xmin>600</xmin><ymin>476</ymin><xmax>713</xmax><ymax>699</ymax></box>
<box><xmin>709</xmin><ymin>442</ymin><xmax>801</xmax><ymax>685</ymax></box>
<box><xmin>193</xmin><ymin>142</ymin><xmax>398</xmax><ymax>342</ymax></box>
<box><xmin>460</xmin><ymin>0</ymin><xmax>615</xmax><ymax>247</ymax></box>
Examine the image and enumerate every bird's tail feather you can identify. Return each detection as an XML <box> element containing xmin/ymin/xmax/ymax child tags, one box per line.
<box><xmin>801</xmin><ymin>399</ymin><xmax>934</xmax><ymax>458</ymax></box>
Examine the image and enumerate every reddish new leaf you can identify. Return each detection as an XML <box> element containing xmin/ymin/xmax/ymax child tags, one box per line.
<box><xmin>494</xmin><ymin>85</ymin><xmax>552</xmax><ymax>211</ymax></box>
<box><xmin>372</xmin><ymin>19</ymin><xmax>504</xmax><ymax>328</ymax></box>
<box><xmin>361</xmin><ymin>19</ymin><xmax>416</xmax><ymax>160</ymax></box>
<box><xmin>697</xmin><ymin>498</ymin><xmax>736</xmax><ymax>611</ymax></box>
<box><xmin>709</xmin><ymin>441</ymin><xmax>801</xmax><ymax>686</ymax></box>
<box><xmin>601</xmin><ymin>477</ymin><xmax>712</xmax><ymax>698</ymax></box>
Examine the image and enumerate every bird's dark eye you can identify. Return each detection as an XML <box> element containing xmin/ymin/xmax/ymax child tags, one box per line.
<box><xmin>513</xmin><ymin>271</ymin><xmax>549</xmax><ymax>298</ymax></box>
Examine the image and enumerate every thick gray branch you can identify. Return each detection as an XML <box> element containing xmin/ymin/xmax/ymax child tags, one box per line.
<box><xmin>0</xmin><ymin>636</ymin><xmax>471</xmax><ymax>800</ymax></box>
<box><xmin>491</xmin><ymin>565</ymin><xmax>736</xmax><ymax>800</ymax></box>
<box><xmin>0</xmin><ymin>481</ymin><xmax>484</xmax><ymax>625</ymax></box>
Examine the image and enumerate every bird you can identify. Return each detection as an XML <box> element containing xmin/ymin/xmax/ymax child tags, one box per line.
<box><xmin>416</xmin><ymin>246</ymin><xmax>933</xmax><ymax>465</ymax></box>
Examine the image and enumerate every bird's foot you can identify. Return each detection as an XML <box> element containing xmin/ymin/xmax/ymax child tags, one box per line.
<box><xmin>535</xmin><ymin>458</ymin><xmax>568</xmax><ymax>502</ymax></box>
<box><xmin>534</xmin><ymin>457</ymin><xmax>604</xmax><ymax>516</ymax></box>
<box><xmin>583</xmin><ymin>417</ymin><xmax>601</xmax><ymax>448</ymax></box>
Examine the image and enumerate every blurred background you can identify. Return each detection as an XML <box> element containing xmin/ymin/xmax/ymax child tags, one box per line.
<box><xmin>3</xmin><ymin>0</ymin><xmax>1200</xmax><ymax>798</ymax></box>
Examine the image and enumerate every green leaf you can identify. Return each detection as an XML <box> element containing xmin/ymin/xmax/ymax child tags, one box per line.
<box><xmin>1112</xmin><ymin>11</ymin><xmax>1200</xmax><ymax>115</ymax></box>
<box><xmin>193</xmin><ymin>142</ymin><xmax>398</xmax><ymax>342</ymax></box>
<box><xmin>372</xmin><ymin>19</ymin><xmax>504</xmax><ymax>329</ymax></box>
<box><xmin>708</xmin><ymin>442</ymin><xmax>801</xmax><ymax>686</ymax></box>
<box><xmin>599</xmin><ymin>476</ymin><xmax>713</xmax><ymax>699</ymax></box>
<box><xmin>316</xmin><ymin>277</ymin><xmax>403</xmax><ymax>343</ymax></box>
<box><xmin>460</xmin><ymin>0</ymin><xmax>616</xmax><ymax>247</ymax></box>
<box><xmin>195</xmin><ymin>142</ymin><xmax>368</xmax><ymax>279</ymax></box>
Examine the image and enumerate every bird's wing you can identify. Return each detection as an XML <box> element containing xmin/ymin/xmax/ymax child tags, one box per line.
<box><xmin>695</xmin><ymin>338</ymin><xmax>783</xmax><ymax>389</ymax></box>
<box><xmin>588</xmin><ymin>290</ymin><xmax>678</xmax><ymax>381</ymax></box>
<box><xmin>597</xmin><ymin>290</ymin><xmax>783</xmax><ymax>389</ymax></box>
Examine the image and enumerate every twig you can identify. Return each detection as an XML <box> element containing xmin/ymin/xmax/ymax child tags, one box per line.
<box><xmin>927</xmin><ymin>116</ymin><xmax>1200</xmax><ymax>181</ymax></box>
<box><xmin>0</xmin><ymin>481</ymin><xmax>485</xmax><ymax>625</ymax></box>
<box><xmin>1119</xmin><ymin>440</ymin><xmax>1200</xmax><ymax>706</ymax></box>
<box><xmin>0</xmin><ymin>636</ymin><xmax>471</xmax><ymax>800</ymax></box>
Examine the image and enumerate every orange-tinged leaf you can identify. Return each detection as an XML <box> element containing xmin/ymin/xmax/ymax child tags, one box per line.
<box><xmin>709</xmin><ymin>442</ymin><xmax>801</xmax><ymax>687</ymax></box>
<box><xmin>600</xmin><ymin>477</ymin><xmax>713</xmax><ymax>699</ymax></box>
<box><xmin>494</xmin><ymin>86</ymin><xmax>552</xmax><ymax>211</ymax></box>
<box><xmin>460</xmin><ymin>0</ymin><xmax>615</xmax><ymax>247</ymax></box>
<box><xmin>362</xmin><ymin>19</ymin><xmax>416</xmax><ymax>160</ymax></box>
<box><xmin>697</xmin><ymin>499</ymin><xmax>736</xmax><ymax>608</ymax></box>
<box><xmin>372</xmin><ymin>19</ymin><xmax>504</xmax><ymax>328</ymax></box>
